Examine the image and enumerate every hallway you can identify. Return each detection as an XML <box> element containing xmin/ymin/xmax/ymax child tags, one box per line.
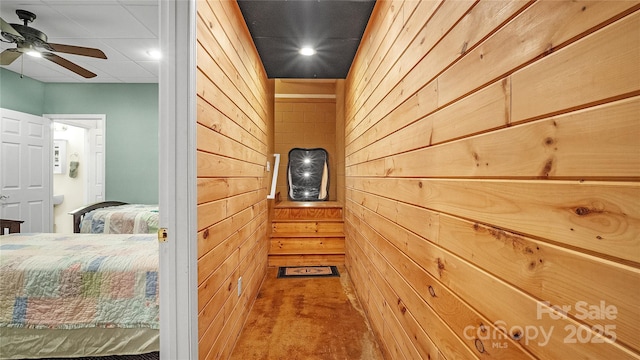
<box><xmin>230</xmin><ymin>266</ymin><xmax>384</xmax><ymax>360</ymax></box>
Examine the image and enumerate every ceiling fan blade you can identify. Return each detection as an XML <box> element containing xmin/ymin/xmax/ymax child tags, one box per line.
<box><xmin>42</xmin><ymin>52</ymin><xmax>97</xmax><ymax>78</ymax></box>
<box><xmin>46</xmin><ymin>43</ymin><xmax>107</xmax><ymax>59</ymax></box>
<box><xmin>1</xmin><ymin>17</ymin><xmax>24</xmax><ymax>42</ymax></box>
<box><xmin>0</xmin><ymin>49</ymin><xmax>22</xmax><ymax>65</ymax></box>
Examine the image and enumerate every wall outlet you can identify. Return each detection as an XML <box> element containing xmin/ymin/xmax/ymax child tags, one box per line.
<box><xmin>237</xmin><ymin>277</ymin><xmax>242</xmax><ymax>297</ymax></box>
<box><xmin>266</xmin><ymin>161</ymin><xmax>271</xmax><ymax>172</ymax></box>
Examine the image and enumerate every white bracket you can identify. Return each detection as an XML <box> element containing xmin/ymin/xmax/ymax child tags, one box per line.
<box><xmin>267</xmin><ymin>154</ymin><xmax>280</xmax><ymax>199</ymax></box>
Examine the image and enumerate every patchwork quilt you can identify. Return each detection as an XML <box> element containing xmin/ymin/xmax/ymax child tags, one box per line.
<box><xmin>0</xmin><ymin>233</ymin><xmax>159</xmax><ymax>330</ymax></box>
<box><xmin>80</xmin><ymin>204</ymin><xmax>159</xmax><ymax>234</ymax></box>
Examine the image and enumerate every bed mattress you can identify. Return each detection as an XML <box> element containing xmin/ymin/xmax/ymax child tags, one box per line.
<box><xmin>80</xmin><ymin>204</ymin><xmax>159</xmax><ymax>234</ymax></box>
<box><xmin>0</xmin><ymin>233</ymin><xmax>159</xmax><ymax>359</ymax></box>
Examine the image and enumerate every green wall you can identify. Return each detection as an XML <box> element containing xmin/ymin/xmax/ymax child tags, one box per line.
<box><xmin>0</xmin><ymin>68</ymin><xmax>158</xmax><ymax>204</ymax></box>
<box><xmin>0</xmin><ymin>68</ymin><xmax>46</xmax><ymax>115</ymax></box>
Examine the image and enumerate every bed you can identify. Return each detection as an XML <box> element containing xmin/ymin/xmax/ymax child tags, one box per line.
<box><xmin>69</xmin><ymin>201</ymin><xmax>159</xmax><ymax>234</ymax></box>
<box><xmin>0</xmin><ymin>232</ymin><xmax>159</xmax><ymax>359</ymax></box>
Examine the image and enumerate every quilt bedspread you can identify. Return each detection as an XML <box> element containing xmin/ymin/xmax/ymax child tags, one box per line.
<box><xmin>80</xmin><ymin>204</ymin><xmax>159</xmax><ymax>234</ymax></box>
<box><xmin>0</xmin><ymin>233</ymin><xmax>158</xmax><ymax>330</ymax></box>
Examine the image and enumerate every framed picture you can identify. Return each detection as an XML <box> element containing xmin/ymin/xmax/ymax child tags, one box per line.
<box><xmin>53</xmin><ymin>139</ymin><xmax>67</xmax><ymax>174</ymax></box>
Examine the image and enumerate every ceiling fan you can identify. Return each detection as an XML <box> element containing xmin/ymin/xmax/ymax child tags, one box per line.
<box><xmin>0</xmin><ymin>9</ymin><xmax>107</xmax><ymax>78</ymax></box>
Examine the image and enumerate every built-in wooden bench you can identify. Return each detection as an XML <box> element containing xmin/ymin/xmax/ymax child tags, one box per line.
<box><xmin>269</xmin><ymin>201</ymin><xmax>345</xmax><ymax>266</ymax></box>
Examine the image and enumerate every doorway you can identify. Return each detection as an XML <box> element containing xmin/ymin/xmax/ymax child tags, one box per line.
<box><xmin>44</xmin><ymin>114</ymin><xmax>106</xmax><ymax>233</ymax></box>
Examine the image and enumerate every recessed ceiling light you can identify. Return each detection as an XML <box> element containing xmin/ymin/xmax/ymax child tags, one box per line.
<box><xmin>146</xmin><ymin>49</ymin><xmax>162</xmax><ymax>60</ymax></box>
<box><xmin>299</xmin><ymin>47</ymin><xmax>316</xmax><ymax>56</ymax></box>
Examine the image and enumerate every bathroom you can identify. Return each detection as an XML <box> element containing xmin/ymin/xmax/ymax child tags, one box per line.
<box><xmin>51</xmin><ymin>117</ymin><xmax>104</xmax><ymax>233</ymax></box>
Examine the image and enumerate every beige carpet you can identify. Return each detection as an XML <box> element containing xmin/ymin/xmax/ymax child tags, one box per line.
<box><xmin>230</xmin><ymin>266</ymin><xmax>384</xmax><ymax>360</ymax></box>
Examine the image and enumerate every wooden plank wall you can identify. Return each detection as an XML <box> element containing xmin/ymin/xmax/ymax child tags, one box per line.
<box><xmin>274</xmin><ymin>80</ymin><xmax>338</xmax><ymax>200</ymax></box>
<box><xmin>344</xmin><ymin>1</ymin><xmax>640</xmax><ymax>359</ymax></box>
<box><xmin>336</xmin><ymin>80</ymin><xmax>346</xmax><ymax>204</ymax></box>
<box><xmin>196</xmin><ymin>1</ymin><xmax>273</xmax><ymax>359</ymax></box>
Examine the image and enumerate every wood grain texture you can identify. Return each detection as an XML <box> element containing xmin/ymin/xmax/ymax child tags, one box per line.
<box><xmin>510</xmin><ymin>9</ymin><xmax>640</xmax><ymax>121</ymax></box>
<box><xmin>197</xmin><ymin>177</ymin><xmax>263</xmax><ymax>204</ymax></box>
<box><xmin>352</xmin><ymin>187</ymin><xmax>640</xmax><ymax>351</ymax></box>
<box><xmin>349</xmin><ymin>177</ymin><xmax>640</xmax><ymax>262</ymax></box>
<box><xmin>196</xmin><ymin>1</ymin><xmax>272</xmax><ymax>359</ymax></box>
<box><xmin>272</xmin><ymin>221</ymin><xmax>344</xmax><ymax>234</ymax></box>
<box><xmin>336</xmin><ymin>80</ymin><xmax>347</xmax><ymax>204</ymax></box>
<box><xmin>437</xmin><ymin>1</ymin><xmax>639</xmax><ymax>107</ymax></box>
<box><xmin>347</xmin><ymin>78</ymin><xmax>511</xmax><ymax>166</ymax></box>
<box><xmin>345</xmin><ymin>1</ymin><xmax>640</xmax><ymax>359</ymax></box>
<box><xmin>347</xmin><ymin>0</ymin><xmax>528</xmax><ymax>145</ymax></box>
<box><xmin>273</xmin><ymin>206</ymin><xmax>343</xmax><ymax>221</ymax></box>
<box><xmin>347</xmin><ymin>98</ymin><xmax>640</xmax><ymax>179</ymax></box>
<box><xmin>268</xmin><ymin>203</ymin><xmax>346</xmax><ymax>266</ymax></box>
<box><xmin>269</xmin><ymin>238</ymin><xmax>345</xmax><ymax>254</ymax></box>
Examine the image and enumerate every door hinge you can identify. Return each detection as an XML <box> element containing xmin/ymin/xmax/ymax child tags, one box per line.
<box><xmin>158</xmin><ymin>228</ymin><xmax>168</xmax><ymax>243</ymax></box>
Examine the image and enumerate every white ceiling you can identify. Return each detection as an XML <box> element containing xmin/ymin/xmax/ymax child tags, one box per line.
<box><xmin>0</xmin><ymin>0</ymin><xmax>159</xmax><ymax>83</ymax></box>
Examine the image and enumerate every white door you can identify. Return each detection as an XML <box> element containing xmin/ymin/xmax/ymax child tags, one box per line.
<box><xmin>87</xmin><ymin>126</ymin><xmax>105</xmax><ymax>202</ymax></box>
<box><xmin>0</xmin><ymin>108</ymin><xmax>52</xmax><ymax>232</ymax></box>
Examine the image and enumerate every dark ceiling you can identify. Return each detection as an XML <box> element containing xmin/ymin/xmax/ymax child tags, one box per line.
<box><xmin>237</xmin><ymin>0</ymin><xmax>376</xmax><ymax>79</ymax></box>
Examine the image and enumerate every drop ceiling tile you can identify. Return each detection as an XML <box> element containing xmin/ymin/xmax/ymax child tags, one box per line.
<box><xmin>137</xmin><ymin>60</ymin><xmax>158</xmax><ymax>77</ymax></box>
<box><xmin>125</xmin><ymin>4</ymin><xmax>158</xmax><ymax>37</ymax></box>
<box><xmin>1</xmin><ymin>1</ymin><xmax>159</xmax><ymax>82</ymax></box>
<box><xmin>0</xmin><ymin>4</ymin><xmax>61</xmax><ymax>33</ymax></box>
<box><xmin>52</xmin><ymin>4</ymin><xmax>155</xmax><ymax>39</ymax></box>
<box><xmin>90</xmin><ymin>59</ymin><xmax>153</xmax><ymax>78</ymax></box>
<box><xmin>112</xmin><ymin>76</ymin><xmax>155</xmax><ymax>83</ymax></box>
<box><xmin>100</xmin><ymin>38</ymin><xmax>159</xmax><ymax>61</ymax></box>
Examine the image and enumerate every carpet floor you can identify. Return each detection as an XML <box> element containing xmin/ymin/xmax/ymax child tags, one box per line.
<box><xmin>230</xmin><ymin>266</ymin><xmax>384</xmax><ymax>360</ymax></box>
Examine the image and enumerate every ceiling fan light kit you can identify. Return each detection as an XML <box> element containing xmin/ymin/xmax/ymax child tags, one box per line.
<box><xmin>1</xmin><ymin>9</ymin><xmax>107</xmax><ymax>78</ymax></box>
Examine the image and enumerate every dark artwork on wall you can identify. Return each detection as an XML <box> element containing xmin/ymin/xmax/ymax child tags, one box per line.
<box><xmin>287</xmin><ymin>148</ymin><xmax>329</xmax><ymax>201</ymax></box>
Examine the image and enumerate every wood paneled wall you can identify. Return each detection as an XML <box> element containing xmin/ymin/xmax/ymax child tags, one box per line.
<box><xmin>196</xmin><ymin>1</ymin><xmax>273</xmax><ymax>359</ymax></box>
<box><xmin>274</xmin><ymin>80</ymin><xmax>338</xmax><ymax>200</ymax></box>
<box><xmin>336</xmin><ymin>80</ymin><xmax>346</xmax><ymax>204</ymax></box>
<box><xmin>344</xmin><ymin>1</ymin><xmax>640</xmax><ymax>359</ymax></box>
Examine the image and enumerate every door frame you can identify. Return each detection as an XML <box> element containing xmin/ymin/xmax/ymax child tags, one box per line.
<box><xmin>159</xmin><ymin>0</ymin><xmax>198</xmax><ymax>358</ymax></box>
<box><xmin>44</xmin><ymin>114</ymin><xmax>106</xmax><ymax>204</ymax></box>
